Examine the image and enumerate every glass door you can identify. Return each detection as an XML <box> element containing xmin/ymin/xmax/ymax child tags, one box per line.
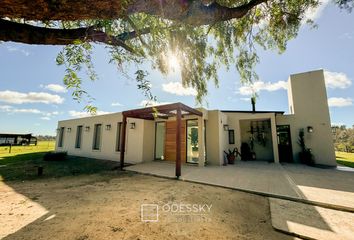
<box><xmin>186</xmin><ymin>120</ymin><xmax>199</xmax><ymax>163</ymax></box>
<box><xmin>277</xmin><ymin>125</ymin><xmax>293</xmax><ymax>163</ymax></box>
<box><xmin>155</xmin><ymin>122</ymin><xmax>166</xmax><ymax>160</ymax></box>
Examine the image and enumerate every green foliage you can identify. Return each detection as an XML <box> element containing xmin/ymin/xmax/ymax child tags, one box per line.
<box><xmin>298</xmin><ymin>129</ymin><xmax>315</xmax><ymax>166</ymax></box>
<box><xmin>53</xmin><ymin>1</ymin><xmax>332</xmax><ymax>111</ymax></box>
<box><xmin>43</xmin><ymin>151</ymin><xmax>67</xmax><ymax>161</ymax></box>
<box><xmin>332</xmin><ymin>125</ymin><xmax>354</xmax><ymax>152</ymax></box>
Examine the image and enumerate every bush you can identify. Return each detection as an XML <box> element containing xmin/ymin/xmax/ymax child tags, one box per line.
<box><xmin>43</xmin><ymin>151</ymin><xmax>67</xmax><ymax>161</ymax></box>
<box><xmin>299</xmin><ymin>149</ymin><xmax>315</xmax><ymax>166</ymax></box>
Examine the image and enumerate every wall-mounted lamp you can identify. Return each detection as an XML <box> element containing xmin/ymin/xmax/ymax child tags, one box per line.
<box><xmin>67</xmin><ymin>127</ymin><xmax>72</xmax><ymax>133</ymax></box>
<box><xmin>56</xmin><ymin>128</ymin><xmax>60</xmax><ymax>132</ymax></box>
<box><xmin>105</xmin><ymin>124</ymin><xmax>112</xmax><ymax>131</ymax></box>
<box><xmin>85</xmin><ymin>126</ymin><xmax>90</xmax><ymax>132</ymax></box>
<box><xmin>307</xmin><ymin>126</ymin><xmax>313</xmax><ymax>133</ymax></box>
<box><xmin>130</xmin><ymin>122</ymin><xmax>136</xmax><ymax>129</ymax></box>
<box><xmin>223</xmin><ymin>124</ymin><xmax>229</xmax><ymax>131</ymax></box>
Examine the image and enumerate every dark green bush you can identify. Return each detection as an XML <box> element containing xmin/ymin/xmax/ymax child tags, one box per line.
<box><xmin>43</xmin><ymin>151</ymin><xmax>67</xmax><ymax>161</ymax></box>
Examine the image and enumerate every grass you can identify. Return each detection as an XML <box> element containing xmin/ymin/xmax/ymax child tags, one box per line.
<box><xmin>336</xmin><ymin>151</ymin><xmax>354</xmax><ymax>168</ymax></box>
<box><xmin>0</xmin><ymin>141</ymin><xmax>119</xmax><ymax>181</ymax></box>
<box><xmin>0</xmin><ymin>141</ymin><xmax>55</xmax><ymax>156</ymax></box>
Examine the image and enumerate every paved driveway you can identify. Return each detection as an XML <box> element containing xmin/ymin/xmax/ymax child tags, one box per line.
<box><xmin>126</xmin><ymin>161</ymin><xmax>354</xmax><ymax>211</ymax></box>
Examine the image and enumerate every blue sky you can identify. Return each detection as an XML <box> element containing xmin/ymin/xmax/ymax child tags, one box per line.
<box><xmin>0</xmin><ymin>1</ymin><xmax>353</xmax><ymax>135</ymax></box>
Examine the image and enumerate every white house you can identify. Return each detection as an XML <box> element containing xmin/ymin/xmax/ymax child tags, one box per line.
<box><xmin>55</xmin><ymin>69</ymin><xmax>336</xmax><ymax>177</ymax></box>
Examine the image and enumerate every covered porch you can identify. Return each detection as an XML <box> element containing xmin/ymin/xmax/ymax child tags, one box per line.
<box><xmin>120</xmin><ymin>102</ymin><xmax>204</xmax><ymax>178</ymax></box>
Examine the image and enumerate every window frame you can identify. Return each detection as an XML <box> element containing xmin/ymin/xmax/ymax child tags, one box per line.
<box><xmin>92</xmin><ymin>124</ymin><xmax>102</xmax><ymax>150</ymax></box>
<box><xmin>228</xmin><ymin>129</ymin><xmax>235</xmax><ymax>144</ymax></box>
<box><xmin>58</xmin><ymin>127</ymin><xmax>65</xmax><ymax>148</ymax></box>
<box><xmin>75</xmin><ymin>125</ymin><xmax>83</xmax><ymax>149</ymax></box>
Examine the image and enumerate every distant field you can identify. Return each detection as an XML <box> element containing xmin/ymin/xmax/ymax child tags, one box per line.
<box><xmin>0</xmin><ymin>141</ymin><xmax>55</xmax><ymax>156</ymax></box>
<box><xmin>336</xmin><ymin>151</ymin><xmax>354</xmax><ymax>168</ymax></box>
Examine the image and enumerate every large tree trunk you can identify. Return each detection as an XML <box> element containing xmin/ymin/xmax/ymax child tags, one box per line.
<box><xmin>0</xmin><ymin>0</ymin><xmax>266</xmax><ymax>46</ymax></box>
<box><xmin>0</xmin><ymin>0</ymin><xmax>266</xmax><ymax>25</ymax></box>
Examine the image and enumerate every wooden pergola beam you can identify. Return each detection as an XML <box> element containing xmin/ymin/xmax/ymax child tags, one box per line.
<box><xmin>176</xmin><ymin>106</ymin><xmax>182</xmax><ymax>178</ymax></box>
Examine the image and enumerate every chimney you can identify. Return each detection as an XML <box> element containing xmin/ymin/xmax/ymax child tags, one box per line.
<box><xmin>251</xmin><ymin>97</ymin><xmax>256</xmax><ymax>112</ymax></box>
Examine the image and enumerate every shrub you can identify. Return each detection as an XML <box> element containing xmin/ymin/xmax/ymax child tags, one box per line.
<box><xmin>298</xmin><ymin>129</ymin><xmax>315</xmax><ymax>166</ymax></box>
<box><xmin>43</xmin><ymin>151</ymin><xmax>67</xmax><ymax>161</ymax></box>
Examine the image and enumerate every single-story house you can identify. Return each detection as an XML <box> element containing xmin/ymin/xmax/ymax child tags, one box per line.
<box><xmin>55</xmin><ymin>69</ymin><xmax>336</xmax><ymax>177</ymax></box>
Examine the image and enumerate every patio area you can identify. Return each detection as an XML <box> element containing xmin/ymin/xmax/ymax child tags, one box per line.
<box><xmin>126</xmin><ymin>161</ymin><xmax>354</xmax><ymax>211</ymax></box>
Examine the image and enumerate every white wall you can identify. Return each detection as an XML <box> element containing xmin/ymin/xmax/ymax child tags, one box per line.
<box><xmin>278</xmin><ymin>69</ymin><xmax>336</xmax><ymax>166</ymax></box>
<box><xmin>55</xmin><ymin>113</ymin><xmax>154</xmax><ymax>163</ymax></box>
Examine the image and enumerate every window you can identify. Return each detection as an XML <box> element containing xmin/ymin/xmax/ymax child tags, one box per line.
<box><xmin>92</xmin><ymin>124</ymin><xmax>102</xmax><ymax>150</ymax></box>
<box><xmin>75</xmin><ymin>125</ymin><xmax>83</xmax><ymax>148</ymax></box>
<box><xmin>116</xmin><ymin>122</ymin><xmax>122</xmax><ymax>152</ymax></box>
<box><xmin>228</xmin><ymin>129</ymin><xmax>235</xmax><ymax>144</ymax></box>
<box><xmin>58</xmin><ymin>127</ymin><xmax>65</xmax><ymax>147</ymax></box>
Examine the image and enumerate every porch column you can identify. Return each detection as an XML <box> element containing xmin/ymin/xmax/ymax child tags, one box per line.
<box><xmin>270</xmin><ymin>114</ymin><xmax>280</xmax><ymax>163</ymax></box>
<box><xmin>198</xmin><ymin>116</ymin><xmax>205</xmax><ymax>167</ymax></box>
<box><xmin>175</xmin><ymin>107</ymin><xmax>182</xmax><ymax>178</ymax></box>
<box><xmin>120</xmin><ymin>115</ymin><xmax>127</xmax><ymax>170</ymax></box>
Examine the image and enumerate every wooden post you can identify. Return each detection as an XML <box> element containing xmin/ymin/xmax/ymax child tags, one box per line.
<box><xmin>176</xmin><ymin>106</ymin><xmax>182</xmax><ymax>178</ymax></box>
<box><xmin>120</xmin><ymin>115</ymin><xmax>127</xmax><ymax>170</ymax></box>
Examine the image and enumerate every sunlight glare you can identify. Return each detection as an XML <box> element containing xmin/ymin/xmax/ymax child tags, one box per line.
<box><xmin>167</xmin><ymin>50</ymin><xmax>180</xmax><ymax>73</ymax></box>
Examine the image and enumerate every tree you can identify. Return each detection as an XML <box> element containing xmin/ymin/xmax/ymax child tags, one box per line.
<box><xmin>332</xmin><ymin>125</ymin><xmax>354</xmax><ymax>152</ymax></box>
<box><xmin>1</xmin><ymin>0</ymin><xmax>352</xmax><ymax>111</ymax></box>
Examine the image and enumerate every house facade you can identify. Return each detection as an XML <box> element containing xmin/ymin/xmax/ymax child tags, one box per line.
<box><xmin>55</xmin><ymin>70</ymin><xmax>336</xmax><ymax>167</ymax></box>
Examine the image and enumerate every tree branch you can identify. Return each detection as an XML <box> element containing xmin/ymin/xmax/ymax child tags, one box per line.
<box><xmin>1</xmin><ymin>0</ymin><xmax>268</xmax><ymax>26</ymax></box>
<box><xmin>0</xmin><ymin>19</ymin><xmax>137</xmax><ymax>52</ymax></box>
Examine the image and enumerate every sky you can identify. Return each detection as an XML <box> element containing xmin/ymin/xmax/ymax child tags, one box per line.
<box><xmin>0</xmin><ymin>1</ymin><xmax>353</xmax><ymax>136</ymax></box>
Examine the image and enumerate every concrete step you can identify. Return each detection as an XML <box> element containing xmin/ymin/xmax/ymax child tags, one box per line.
<box><xmin>269</xmin><ymin>198</ymin><xmax>354</xmax><ymax>240</ymax></box>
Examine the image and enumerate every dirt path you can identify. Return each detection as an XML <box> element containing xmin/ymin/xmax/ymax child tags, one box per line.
<box><xmin>0</xmin><ymin>172</ymin><xmax>291</xmax><ymax>240</ymax></box>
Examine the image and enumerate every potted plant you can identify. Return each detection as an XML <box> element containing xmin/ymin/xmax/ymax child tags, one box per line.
<box><xmin>223</xmin><ymin>148</ymin><xmax>240</xmax><ymax>164</ymax></box>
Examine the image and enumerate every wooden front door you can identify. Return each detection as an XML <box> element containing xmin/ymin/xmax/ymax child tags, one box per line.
<box><xmin>164</xmin><ymin>120</ymin><xmax>186</xmax><ymax>162</ymax></box>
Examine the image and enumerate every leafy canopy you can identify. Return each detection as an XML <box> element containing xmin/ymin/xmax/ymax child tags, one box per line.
<box><xmin>10</xmin><ymin>0</ymin><xmax>349</xmax><ymax>111</ymax></box>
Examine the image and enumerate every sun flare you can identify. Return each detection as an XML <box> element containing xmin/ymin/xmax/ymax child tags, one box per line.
<box><xmin>167</xmin><ymin>51</ymin><xmax>180</xmax><ymax>72</ymax></box>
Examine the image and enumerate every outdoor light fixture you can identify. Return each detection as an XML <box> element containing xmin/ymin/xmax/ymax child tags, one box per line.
<box><xmin>56</xmin><ymin>128</ymin><xmax>60</xmax><ymax>132</ymax></box>
<box><xmin>223</xmin><ymin>124</ymin><xmax>229</xmax><ymax>131</ymax></box>
<box><xmin>130</xmin><ymin>122</ymin><xmax>136</xmax><ymax>129</ymax></box>
<box><xmin>307</xmin><ymin>126</ymin><xmax>313</xmax><ymax>133</ymax></box>
<box><xmin>67</xmin><ymin>128</ymin><xmax>71</xmax><ymax>133</ymax></box>
<box><xmin>105</xmin><ymin>124</ymin><xmax>111</xmax><ymax>131</ymax></box>
<box><xmin>85</xmin><ymin>126</ymin><xmax>90</xmax><ymax>132</ymax></box>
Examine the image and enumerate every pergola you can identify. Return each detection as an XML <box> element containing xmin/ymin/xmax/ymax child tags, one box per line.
<box><xmin>119</xmin><ymin>102</ymin><xmax>203</xmax><ymax>178</ymax></box>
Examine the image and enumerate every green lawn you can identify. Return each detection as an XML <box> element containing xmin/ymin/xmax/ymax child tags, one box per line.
<box><xmin>0</xmin><ymin>141</ymin><xmax>55</xmax><ymax>156</ymax></box>
<box><xmin>336</xmin><ymin>151</ymin><xmax>354</xmax><ymax>168</ymax></box>
<box><xmin>0</xmin><ymin>141</ymin><xmax>119</xmax><ymax>181</ymax></box>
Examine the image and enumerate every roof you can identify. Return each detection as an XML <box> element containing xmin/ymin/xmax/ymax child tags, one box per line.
<box><xmin>123</xmin><ymin>102</ymin><xmax>202</xmax><ymax>120</ymax></box>
<box><xmin>0</xmin><ymin>133</ymin><xmax>34</xmax><ymax>138</ymax></box>
<box><xmin>221</xmin><ymin>110</ymin><xmax>284</xmax><ymax>114</ymax></box>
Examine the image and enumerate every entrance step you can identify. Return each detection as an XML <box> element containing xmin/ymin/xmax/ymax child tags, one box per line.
<box><xmin>269</xmin><ymin>198</ymin><xmax>354</xmax><ymax>240</ymax></box>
